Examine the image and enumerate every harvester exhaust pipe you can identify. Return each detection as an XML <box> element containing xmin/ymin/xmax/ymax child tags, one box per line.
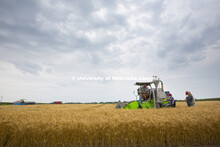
<box><xmin>153</xmin><ymin>76</ymin><xmax>159</xmax><ymax>108</ymax></box>
<box><xmin>153</xmin><ymin>76</ymin><xmax>159</xmax><ymax>88</ymax></box>
<box><xmin>153</xmin><ymin>76</ymin><xmax>164</xmax><ymax>108</ymax></box>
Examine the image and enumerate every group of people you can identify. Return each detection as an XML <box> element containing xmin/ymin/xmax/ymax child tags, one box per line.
<box><xmin>185</xmin><ymin>91</ymin><xmax>195</xmax><ymax>107</ymax></box>
<box><xmin>138</xmin><ymin>85</ymin><xmax>195</xmax><ymax>108</ymax></box>
<box><xmin>163</xmin><ymin>91</ymin><xmax>195</xmax><ymax>107</ymax></box>
<box><xmin>164</xmin><ymin>93</ymin><xmax>175</xmax><ymax>107</ymax></box>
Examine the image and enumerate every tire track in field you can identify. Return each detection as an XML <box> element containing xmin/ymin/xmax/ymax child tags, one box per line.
<box><xmin>82</xmin><ymin>104</ymin><xmax>105</xmax><ymax>111</ymax></box>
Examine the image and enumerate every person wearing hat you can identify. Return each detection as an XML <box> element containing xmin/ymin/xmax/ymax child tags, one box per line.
<box><xmin>141</xmin><ymin>85</ymin><xmax>149</xmax><ymax>94</ymax></box>
<box><xmin>185</xmin><ymin>91</ymin><xmax>195</xmax><ymax>107</ymax></box>
<box><xmin>164</xmin><ymin>94</ymin><xmax>175</xmax><ymax>107</ymax></box>
<box><xmin>143</xmin><ymin>85</ymin><xmax>151</xmax><ymax>100</ymax></box>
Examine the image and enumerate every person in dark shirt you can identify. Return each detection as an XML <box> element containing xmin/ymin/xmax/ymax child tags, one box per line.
<box><xmin>185</xmin><ymin>91</ymin><xmax>195</xmax><ymax>107</ymax></box>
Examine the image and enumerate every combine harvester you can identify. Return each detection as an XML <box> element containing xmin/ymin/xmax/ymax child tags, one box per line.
<box><xmin>116</xmin><ymin>76</ymin><xmax>176</xmax><ymax>109</ymax></box>
<box><xmin>14</xmin><ymin>99</ymin><xmax>36</xmax><ymax>105</ymax></box>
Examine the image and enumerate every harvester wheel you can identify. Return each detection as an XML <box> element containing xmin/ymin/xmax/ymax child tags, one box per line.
<box><xmin>173</xmin><ymin>101</ymin><xmax>176</xmax><ymax>107</ymax></box>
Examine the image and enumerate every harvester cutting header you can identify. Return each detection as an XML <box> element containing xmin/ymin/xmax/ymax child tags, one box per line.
<box><xmin>116</xmin><ymin>76</ymin><xmax>176</xmax><ymax>109</ymax></box>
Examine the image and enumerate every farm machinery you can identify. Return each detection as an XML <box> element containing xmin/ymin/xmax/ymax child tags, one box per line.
<box><xmin>116</xmin><ymin>76</ymin><xmax>176</xmax><ymax>109</ymax></box>
<box><xmin>14</xmin><ymin>99</ymin><xmax>36</xmax><ymax>105</ymax></box>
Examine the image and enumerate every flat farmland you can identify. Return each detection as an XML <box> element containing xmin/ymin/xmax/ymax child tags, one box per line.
<box><xmin>0</xmin><ymin>101</ymin><xmax>219</xmax><ymax>146</ymax></box>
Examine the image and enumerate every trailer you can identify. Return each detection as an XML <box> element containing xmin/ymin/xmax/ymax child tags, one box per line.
<box><xmin>51</xmin><ymin>101</ymin><xmax>62</xmax><ymax>104</ymax></box>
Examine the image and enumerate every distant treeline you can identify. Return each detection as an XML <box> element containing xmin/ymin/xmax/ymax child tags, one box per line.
<box><xmin>0</xmin><ymin>102</ymin><xmax>118</xmax><ymax>105</ymax></box>
<box><xmin>196</xmin><ymin>98</ymin><xmax>220</xmax><ymax>101</ymax></box>
<box><xmin>65</xmin><ymin>102</ymin><xmax>118</xmax><ymax>104</ymax></box>
<box><xmin>1</xmin><ymin>98</ymin><xmax>220</xmax><ymax>105</ymax></box>
<box><xmin>53</xmin><ymin>98</ymin><xmax>220</xmax><ymax>104</ymax></box>
<box><xmin>0</xmin><ymin>102</ymin><xmax>13</xmax><ymax>105</ymax></box>
<box><xmin>176</xmin><ymin>98</ymin><xmax>220</xmax><ymax>102</ymax></box>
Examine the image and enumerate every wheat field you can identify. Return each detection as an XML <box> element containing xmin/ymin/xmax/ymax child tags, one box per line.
<box><xmin>0</xmin><ymin>101</ymin><xmax>220</xmax><ymax>147</ymax></box>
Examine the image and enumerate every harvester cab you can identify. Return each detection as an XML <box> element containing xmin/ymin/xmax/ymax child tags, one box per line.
<box><xmin>115</xmin><ymin>76</ymin><xmax>172</xmax><ymax>109</ymax></box>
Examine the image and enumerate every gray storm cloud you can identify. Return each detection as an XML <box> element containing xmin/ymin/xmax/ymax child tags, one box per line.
<box><xmin>0</xmin><ymin>0</ymin><xmax>219</xmax><ymax>102</ymax></box>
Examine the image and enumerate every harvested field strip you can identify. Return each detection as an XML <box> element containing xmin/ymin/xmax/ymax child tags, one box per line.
<box><xmin>0</xmin><ymin>101</ymin><xmax>219</xmax><ymax>146</ymax></box>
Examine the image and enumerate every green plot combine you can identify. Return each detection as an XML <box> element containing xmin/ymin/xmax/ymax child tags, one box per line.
<box><xmin>116</xmin><ymin>76</ymin><xmax>176</xmax><ymax>109</ymax></box>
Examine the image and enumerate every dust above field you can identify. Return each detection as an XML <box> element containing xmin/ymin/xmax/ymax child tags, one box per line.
<box><xmin>0</xmin><ymin>101</ymin><xmax>220</xmax><ymax>146</ymax></box>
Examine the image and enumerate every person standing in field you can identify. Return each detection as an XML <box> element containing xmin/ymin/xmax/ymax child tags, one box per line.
<box><xmin>138</xmin><ymin>93</ymin><xmax>147</xmax><ymax>109</ymax></box>
<box><xmin>185</xmin><ymin>91</ymin><xmax>195</xmax><ymax>107</ymax></box>
<box><xmin>138</xmin><ymin>94</ymin><xmax>143</xmax><ymax>109</ymax></box>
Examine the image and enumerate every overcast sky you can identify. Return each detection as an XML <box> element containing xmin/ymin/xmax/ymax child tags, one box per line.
<box><xmin>0</xmin><ymin>0</ymin><xmax>220</xmax><ymax>103</ymax></box>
